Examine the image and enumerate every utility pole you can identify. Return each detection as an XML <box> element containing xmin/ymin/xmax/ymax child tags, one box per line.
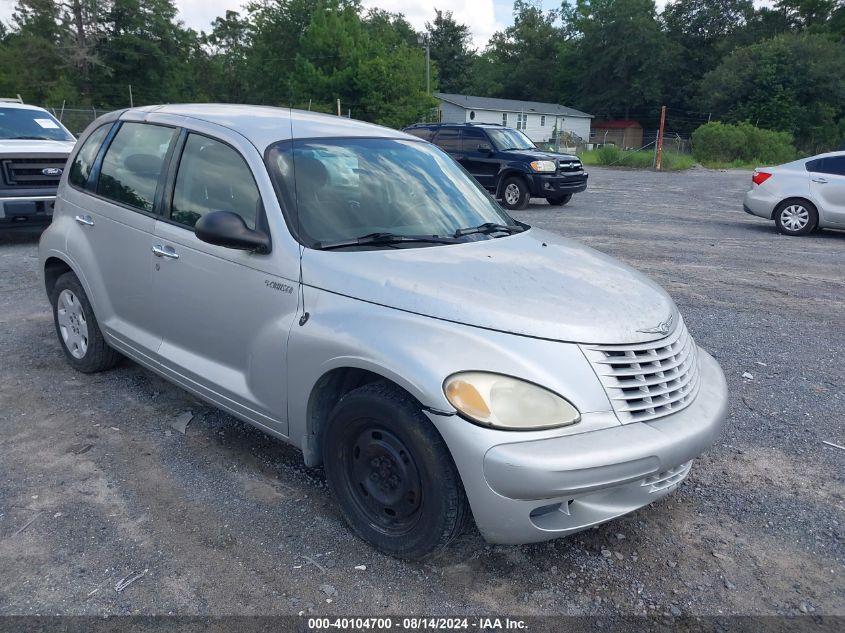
<box><xmin>417</xmin><ymin>33</ymin><xmax>430</xmax><ymax>95</ymax></box>
<box><xmin>655</xmin><ymin>105</ymin><xmax>667</xmax><ymax>170</ymax></box>
<box><xmin>337</xmin><ymin>98</ymin><xmax>341</xmax><ymax>117</ymax></box>
<box><xmin>128</xmin><ymin>85</ymin><xmax>134</xmax><ymax>108</ymax></box>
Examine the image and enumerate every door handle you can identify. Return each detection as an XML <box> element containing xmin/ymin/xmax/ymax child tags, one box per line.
<box><xmin>74</xmin><ymin>215</ymin><xmax>94</xmax><ymax>226</ymax></box>
<box><xmin>812</xmin><ymin>177</ymin><xmax>828</xmax><ymax>184</ymax></box>
<box><xmin>152</xmin><ymin>245</ymin><xmax>179</xmax><ymax>260</ymax></box>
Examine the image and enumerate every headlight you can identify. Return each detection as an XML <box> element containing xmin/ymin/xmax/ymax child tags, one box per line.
<box><xmin>530</xmin><ymin>160</ymin><xmax>556</xmax><ymax>173</ymax></box>
<box><xmin>443</xmin><ymin>372</ymin><xmax>580</xmax><ymax>430</ymax></box>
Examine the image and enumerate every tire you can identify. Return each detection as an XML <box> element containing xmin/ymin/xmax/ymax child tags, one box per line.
<box><xmin>499</xmin><ymin>176</ymin><xmax>530</xmax><ymax>210</ymax></box>
<box><xmin>774</xmin><ymin>199</ymin><xmax>818</xmax><ymax>236</ymax></box>
<box><xmin>51</xmin><ymin>272</ymin><xmax>120</xmax><ymax>373</ymax></box>
<box><xmin>546</xmin><ymin>194</ymin><xmax>572</xmax><ymax>206</ymax></box>
<box><xmin>322</xmin><ymin>381</ymin><xmax>470</xmax><ymax>560</ymax></box>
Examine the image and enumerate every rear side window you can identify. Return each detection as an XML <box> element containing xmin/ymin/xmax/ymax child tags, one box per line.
<box><xmin>434</xmin><ymin>128</ymin><xmax>460</xmax><ymax>152</ymax></box>
<box><xmin>97</xmin><ymin>122</ymin><xmax>176</xmax><ymax>212</ymax></box>
<box><xmin>171</xmin><ymin>134</ymin><xmax>260</xmax><ymax>230</ymax></box>
<box><xmin>405</xmin><ymin>127</ymin><xmax>433</xmax><ymax>141</ymax></box>
<box><xmin>68</xmin><ymin>125</ymin><xmax>110</xmax><ymax>189</ymax></box>
<box><xmin>807</xmin><ymin>156</ymin><xmax>845</xmax><ymax>176</ymax></box>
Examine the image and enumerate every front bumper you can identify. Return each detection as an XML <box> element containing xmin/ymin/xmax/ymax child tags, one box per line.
<box><xmin>528</xmin><ymin>172</ymin><xmax>588</xmax><ymax>197</ymax></box>
<box><xmin>0</xmin><ymin>193</ymin><xmax>56</xmax><ymax>229</ymax></box>
<box><xmin>433</xmin><ymin>349</ymin><xmax>728</xmax><ymax>544</ymax></box>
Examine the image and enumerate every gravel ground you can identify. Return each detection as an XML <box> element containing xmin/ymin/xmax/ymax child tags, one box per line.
<box><xmin>0</xmin><ymin>166</ymin><xmax>843</xmax><ymax>618</ymax></box>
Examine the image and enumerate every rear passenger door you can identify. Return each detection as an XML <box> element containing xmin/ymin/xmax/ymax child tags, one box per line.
<box><xmin>65</xmin><ymin>121</ymin><xmax>177</xmax><ymax>357</ymax></box>
<box><xmin>152</xmin><ymin>131</ymin><xmax>297</xmax><ymax>435</ymax></box>
<box><xmin>808</xmin><ymin>156</ymin><xmax>845</xmax><ymax>226</ymax></box>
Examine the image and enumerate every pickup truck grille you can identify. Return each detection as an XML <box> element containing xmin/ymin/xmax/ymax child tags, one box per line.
<box><xmin>581</xmin><ymin>317</ymin><xmax>701</xmax><ymax>424</ymax></box>
<box><xmin>1</xmin><ymin>157</ymin><xmax>67</xmax><ymax>188</ymax></box>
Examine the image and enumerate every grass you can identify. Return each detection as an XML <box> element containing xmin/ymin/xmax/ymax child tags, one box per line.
<box><xmin>579</xmin><ymin>147</ymin><xmax>697</xmax><ymax>171</ymax></box>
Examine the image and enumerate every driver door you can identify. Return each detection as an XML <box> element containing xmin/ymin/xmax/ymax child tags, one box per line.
<box><xmin>152</xmin><ymin>130</ymin><xmax>299</xmax><ymax>435</ymax></box>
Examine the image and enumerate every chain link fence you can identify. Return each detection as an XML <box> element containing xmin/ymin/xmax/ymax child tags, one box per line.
<box><xmin>48</xmin><ymin>106</ymin><xmax>111</xmax><ymax>135</ymax></box>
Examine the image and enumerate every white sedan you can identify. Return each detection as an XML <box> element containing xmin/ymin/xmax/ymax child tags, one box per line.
<box><xmin>743</xmin><ymin>151</ymin><xmax>845</xmax><ymax>236</ymax></box>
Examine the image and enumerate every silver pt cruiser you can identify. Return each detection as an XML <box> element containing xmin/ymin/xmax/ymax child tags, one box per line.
<box><xmin>39</xmin><ymin>105</ymin><xmax>728</xmax><ymax>559</ymax></box>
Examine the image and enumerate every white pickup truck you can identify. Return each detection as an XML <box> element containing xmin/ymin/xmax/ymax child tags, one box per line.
<box><xmin>0</xmin><ymin>98</ymin><xmax>76</xmax><ymax>231</ymax></box>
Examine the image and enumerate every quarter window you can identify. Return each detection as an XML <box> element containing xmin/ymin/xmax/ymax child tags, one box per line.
<box><xmin>171</xmin><ymin>134</ymin><xmax>260</xmax><ymax>230</ymax></box>
<box><xmin>68</xmin><ymin>124</ymin><xmax>110</xmax><ymax>189</ymax></box>
<box><xmin>97</xmin><ymin>122</ymin><xmax>176</xmax><ymax>212</ymax></box>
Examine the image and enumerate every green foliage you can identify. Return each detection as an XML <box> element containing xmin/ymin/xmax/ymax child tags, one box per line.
<box><xmin>699</xmin><ymin>32</ymin><xmax>845</xmax><ymax>152</ymax></box>
<box><xmin>425</xmin><ymin>9</ymin><xmax>473</xmax><ymax>94</ymax></box>
<box><xmin>580</xmin><ymin>147</ymin><xmax>696</xmax><ymax>170</ymax></box>
<box><xmin>691</xmin><ymin>121</ymin><xmax>798</xmax><ymax>164</ymax></box>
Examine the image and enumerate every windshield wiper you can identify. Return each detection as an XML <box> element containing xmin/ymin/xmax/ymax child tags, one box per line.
<box><xmin>316</xmin><ymin>232</ymin><xmax>459</xmax><ymax>250</ymax></box>
<box><xmin>9</xmin><ymin>135</ymin><xmax>53</xmax><ymax>140</ymax></box>
<box><xmin>453</xmin><ymin>222</ymin><xmax>525</xmax><ymax>238</ymax></box>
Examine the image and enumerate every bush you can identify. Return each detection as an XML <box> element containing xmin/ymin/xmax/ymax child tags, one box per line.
<box><xmin>579</xmin><ymin>147</ymin><xmax>695</xmax><ymax>170</ymax></box>
<box><xmin>596</xmin><ymin>144</ymin><xmax>621</xmax><ymax>165</ymax></box>
<box><xmin>691</xmin><ymin>121</ymin><xmax>797</xmax><ymax>165</ymax></box>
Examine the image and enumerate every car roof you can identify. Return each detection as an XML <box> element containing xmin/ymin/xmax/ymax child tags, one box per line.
<box><xmin>0</xmin><ymin>102</ymin><xmax>53</xmax><ymax>114</ymax></box>
<box><xmin>121</xmin><ymin>104</ymin><xmax>418</xmax><ymax>151</ymax></box>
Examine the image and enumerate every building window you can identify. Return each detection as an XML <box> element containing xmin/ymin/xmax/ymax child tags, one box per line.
<box><xmin>540</xmin><ymin>115</ymin><xmax>545</xmax><ymax>127</ymax></box>
<box><xmin>469</xmin><ymin>110</ymin><xmax>475</xmax><ymax>120</ymax></box>
<box><xmin>516</xmin><ymin>113</ymin><xmax>528</xmax><ymax>130</ymax></box>
<box><xmin>502</xmin><ymin>112</ymin><xmax>508</xmax><ymax>126</ymax></box>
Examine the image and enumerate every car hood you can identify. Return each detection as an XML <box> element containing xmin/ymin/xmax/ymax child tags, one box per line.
<box><xmin>303</xmin><ymin>228</ymin><xmax>677</xmax><ymax>345</ymax></box>
<box><xmin>0</xmin><ymin>139</ymin><xmax>75</xmax><ymax>155</ymax></box>
<box><xmin>503</xmin><ymin>149</ymin><xmax>579</xmax><ymax>162</ymax></box>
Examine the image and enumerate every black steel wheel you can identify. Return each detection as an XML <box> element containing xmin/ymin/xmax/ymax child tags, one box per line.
<box><xmin>322</xmin><ymin>381</ymin><xmax>470</xmax><ymax>559</ymax></box>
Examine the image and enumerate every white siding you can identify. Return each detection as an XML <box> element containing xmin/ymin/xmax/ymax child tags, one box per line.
<box><xmin>437</xmin><ymin>101</ymin><xmax>592</xmax><ymax>145</ymax></box>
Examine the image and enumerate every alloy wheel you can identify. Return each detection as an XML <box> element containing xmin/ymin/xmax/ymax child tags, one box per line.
<box><xmin>504</xmin><ymin>183</ymin><xmax>521</xmax><ymax>206</ymax></box>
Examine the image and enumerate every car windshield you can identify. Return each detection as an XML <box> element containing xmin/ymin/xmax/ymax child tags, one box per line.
<box><xmin>486</xmin><ymin>128</ymin><xmax>535</xmax><ymax>151</ymax></box>
<box><xmin>266</xmin><ymin>138</ymin><xmax>516</xmax><ymax>248</ymax></box>
<box><xmin>0</xmin><ymin>107</ymin><xmax>74</xmax><ymax>141</ymax></box>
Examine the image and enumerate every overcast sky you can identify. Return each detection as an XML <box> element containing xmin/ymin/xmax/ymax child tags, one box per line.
<box><xmin>1</xmin><ymin>1</ymin><xmax>768</xmax><ymax>50</ymax></box>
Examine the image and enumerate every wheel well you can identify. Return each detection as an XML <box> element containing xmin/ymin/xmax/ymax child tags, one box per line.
<box><xmin>495</xmin><ymin>170</ymin><xmax>527</xmax><ymax>197</ymax></box>
<box><xmin>303</xmin><ymin>368</ymin><xmax>421</xmax><ymax>467</ymax></box>
<box><xmin>773</xmin><ymin>197</ymin><xmax>817</xmax><ymax>221</ymax></box>
<box><xmin>44</xmin><ymin>257</ymin><xmax>73</xmax><ymax>298</ymax></box>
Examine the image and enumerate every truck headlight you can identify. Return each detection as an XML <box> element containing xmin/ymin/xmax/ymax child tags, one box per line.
<box><xmin>443</xmin><ymin>372</ymin><xmax>580</xmax><ymax>430</ymax></box>
<box><xmin>530</xmin><ymin>160</ymin><xmax>556</xmax><ymax>173</ymax></box>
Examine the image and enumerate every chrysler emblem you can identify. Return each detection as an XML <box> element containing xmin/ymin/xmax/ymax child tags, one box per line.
<box><xmin>638</xmin><ymin>313</ymin><xmax>674</xmax><ymax>336</ymax></box>
<box><xmin>42</xmin><ymin>167</ymin><xmax>63</xmax><ymax>176</ymax></box>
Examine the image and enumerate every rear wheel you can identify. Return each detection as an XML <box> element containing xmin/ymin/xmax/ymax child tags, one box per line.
<box><xmin>322</xmin><ymin>381</ymin><xmax>469</xmax><ymax>560</ymax></box>
<box><xmin>546</xmin><ymin>194</ymin><xmax>572</xmax><ymax>206</ymax></box>
<box><xmin>51</xmin><ymin>272</ymin><xmax>120</xmax><ymax>373</ymax></box>
<box><xmin>774</xmin><ymin>199</ymin><xmax>818</xmax><ymax>236</ymax></box>
<box><xmin>500</xmin><ymin>176</ymin><xmax>530</xmax><ymax>210</ymax></box>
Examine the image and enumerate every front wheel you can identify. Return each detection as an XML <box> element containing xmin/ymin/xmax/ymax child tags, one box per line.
<box><xmin>546</xmin><ymin>194</ymin><xmax>572</xmax><ymax>206</ymax></box>
<box><xmin>322</xmin><ymin>381</ymin><xmax>470</xmax><ymax>560</ymax></box>
<box><xmin>500</xmin><ymin>176</ymin><xmax>530</xmax><ymax>210</ymax></box>
<box><xmin>774</xmin><ymin>199</ymin><xmax>818</xmax><ymax>236</ymax></box>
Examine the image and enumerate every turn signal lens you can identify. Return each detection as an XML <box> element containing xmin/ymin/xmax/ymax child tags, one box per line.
<box><xmin>752</xmin><ymin>171</ymin><xmax>772</xmax><ymax>186</ymax></box>
<box><xmin>443</xmin><ymin>372</ymin><xmax>580</xmax><ymax>430</ymax></box>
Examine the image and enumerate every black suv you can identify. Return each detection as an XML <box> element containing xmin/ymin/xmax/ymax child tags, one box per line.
<box><xmin>403</xmin><ymin>122</ymin><xmax>587</xmax><ymax>210</ymax></box>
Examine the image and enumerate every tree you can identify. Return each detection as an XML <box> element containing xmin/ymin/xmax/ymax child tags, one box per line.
<box><xmin>568</xmin><ymin>0</ymin><xmax>669</xmax><ymax>119</ymax></box>
<box><xmin>425</xmin><ymin>9</ymin><xmax>473</xmax><ymax>94</ymax></box>
<box><xmin>775</xmin><ymin>0</ymin><xmax>838</xmax><ymax>27</ymax></box>
<box><xmin>700</xmin><ymin>32</ymin><xmax>845</xmax><ymax>152</ymax></box>
<box><xmin>473</xmin><ymin>0</ymin><xmax>562</xmax><ymax>102</ymax></box>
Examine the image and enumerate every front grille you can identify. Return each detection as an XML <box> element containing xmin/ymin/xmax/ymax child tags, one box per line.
<box><xmin>581</xmin><ymin>317</ymin><xmax>701</xmax><ymax>423</ymax></box>
<box><xmin>642</xmin><ymin>461</ymin><xmax>692</xmax><ymax>493</ymax></box>
<box><xmin>556</xmin><ymin>160</ymin><xmax>583</xmax><ymax>174</ymax></box>
<box><xmin>1</xmin><ymin>157</ymin><xmax>67</xmax><ymax>187</ymax></box>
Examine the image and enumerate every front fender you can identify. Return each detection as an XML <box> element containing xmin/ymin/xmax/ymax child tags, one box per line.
<box><xmin>287</xmin><ymin>287</ymin><xmax>615</xmax><ymax>462</ymax></box>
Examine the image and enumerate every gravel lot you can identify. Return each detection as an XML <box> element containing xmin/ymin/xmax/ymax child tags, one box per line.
<box><xmin>1</xmin><ymin>166</ymin><xmax>843</xmax><ymax>618</ymax></box>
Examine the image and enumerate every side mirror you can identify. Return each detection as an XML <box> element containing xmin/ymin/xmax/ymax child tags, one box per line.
<box><xmin>194</xmin><ymin>211</ymin><xmax>271</xmax><ymax>254</ymax></box>
<box><xmin>478</xmin><ymin>143</ymin><xmax>493</xmax><ymax>154</ymax></box>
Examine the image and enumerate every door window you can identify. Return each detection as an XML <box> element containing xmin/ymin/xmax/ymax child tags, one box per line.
<box><xmin>434</xmin><ymin>128</ymin><xmax>461</xmax><ymax>153</ymax></box>
<box><xmin>461</xmin><ymin>128</ymin><xmax>487</xmax><ymax>153</ymax></box>
<box><xmin>171</xmin><ymin>134</ymin><xmax>260</xmax><ymax>230</ymax></box>
<box><xmin>68</xmin><ymin>124</ymin><xmax>110</xmax><ymax>189</ymax></box>
<box><xmin>97</xmin><ymin>122</ymin><xmax>176</xmax><ymax>212</ymax></box>
<box><xmin>807</xmin><ymin>156</ymin><xmax>845</xmax><ymax>176</ymax></box>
